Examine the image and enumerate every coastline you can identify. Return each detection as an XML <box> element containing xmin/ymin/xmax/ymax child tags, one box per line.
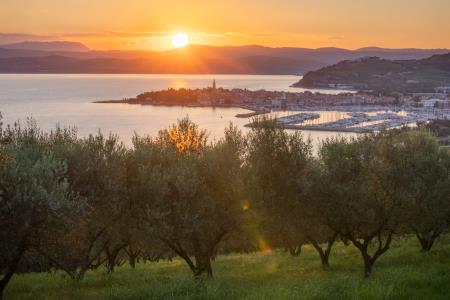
<box><xmin>94</xmin><ymin>100</ymin><xmax>417</xmax><ymax>133</ymax></box>
<box><xmin>93</xmin><ymin>99</ymin><xmax>267</xmax><ymax>117</ymax></box>
<box><xmin>244</xmin><ymin>122</ymin><xmax>370</xmax><ymax>133</ymax></box>
<box><xmin>92</xmin><ymin>88</ymin><xmax>447</xmax><ymax>133</ymax></box>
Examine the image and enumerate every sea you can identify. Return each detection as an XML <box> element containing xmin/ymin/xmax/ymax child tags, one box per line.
<box><xmin>0</xmin><ymin>74</ymin><xmax>356</xmax><ymax>150</ymax></box>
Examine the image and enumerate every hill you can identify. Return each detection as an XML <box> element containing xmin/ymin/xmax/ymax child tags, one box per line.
<box><xmin>293</xmin><ymin>53</ymin><xmax>450</xmax><ymax>93</ymax></box>
<box><xmin>0</xmin><ymin>41</ymin><xmax>89</xmax><ymax>52</ymax></box>
<box><xmin>6</xmin><ymin>236</ymin><xmax>450</xmax><ymax>299</ymax></box>
<box><xmin>0</xmin><ymin>43</ymin><xmax>448</xmax><ymax>75</ymax></box>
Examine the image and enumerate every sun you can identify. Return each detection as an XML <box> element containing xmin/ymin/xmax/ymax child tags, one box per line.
<box><xmin>171</xmin><ymin>33</ymin><xmax>189</xmax><ymax>48</ymax></box>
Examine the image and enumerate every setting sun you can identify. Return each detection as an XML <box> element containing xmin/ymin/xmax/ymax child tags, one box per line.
<box><xmin>171</xmin><ymin>33</ymin><xmax>189</xmax><ymax>48</ymax></box>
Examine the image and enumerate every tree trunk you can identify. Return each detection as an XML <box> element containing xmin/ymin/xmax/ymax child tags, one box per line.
<box><xmin>160</xmin><ymin>232</ymin><xmax>226</xmax><ymax>280</ymax></box>
<box><xmin>0</xmin><ymin>271</ymin><xmax>14</xmax><ymax>300</ymax></box>
<box><xmin>307</xmin><ymin>233</ymin><xmax>337</xmax><ymax>269</ymax></box>
<box><xmin>105</xmin><ymin>243</ymin><xmax>127</xmax><ymax>273</ymax></box>
<box><xmin>106</xmin><ymin>255</ymin><xmax>117</xmax><ymax>273</ymax></box>
<box><xmin>288</xmin><ymin>245</ymin><xmax>302</xmax><ymax>257</ymax></box>
<box><xmin>106</xmin><ymin>252</ymin><xmax>118</xmax><ymax>273</ymax></box>
<box><xmin>128</xmin><ymin>254</ymin><xmax>137</xmax><ymax>268</ymax></box>
<box><xmin>160</xmin><ymin>238</ymin><xmax>199</xmax><ymax>276</ymax></box>
<box><xmin>319</xmin><ymin>252</ymin><xmax>331</xmax><ymax>269</ymax></box>
<box><xmin>194</xmin><ymin>255</ymin><xmax>213</xmax><ymax>278</ymax></box>
<box><xmin>0</xmin><ymin>244</ymin><xmax>25</xmax><ymax>300</ymax></box>
<box><xmin>191</xmin><ymin>234</ymin><xmax>224</xmax><ymax>279</ymax></box>
<box><xmin>125</xmin><ymin>246</ymin><xmax>140</xmax><ymax>269</ymax></box>
<box><xmin>284</xmin><ymin>238</ymin><xmax>304</xmax><ymax>257</ymax></box>
<box><xmin>416</xmin><ymin>233</ymin><xmax>437</xmax><ymax>252</ymax></box>
<box><xmin>363</xmin><ymin>256</ymin><xmax>373</xmax><ymax>278</ymax></box>
<box><xmin>347</xmin><ymin>230</ymin><xmax>394</xmax><ymax>278</ymax></box>
<box><xmin>75</xmin><ymin>270</ymin><xmax>87</xmax><ymax>281</ymax></box>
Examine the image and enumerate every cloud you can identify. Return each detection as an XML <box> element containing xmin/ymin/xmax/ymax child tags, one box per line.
<box><xmin>194</xmin><ymin>32</ymin><xmax>224</xmax><ymax>38</ymax></box>
<box><xmin>0</xmin><ymin>30</ymin><xmax>276</xmax><ymax>45</ymax></box>
<box><xmin>224</xmin><ymin>32</ymin><xmax>278</xmax><ymax>38</ymax></box>
<box><xmin>0</xmin><ymin>31</ymin><xmax>173</xmax><ymax>44</ymax></box>
<box><xmin>62</xmin><ymin>31</ymin><xmax>170</xmax><ymax>38</ymax></box>
<box><xmin>64</xmin><ymin>31</ymin><xmax>226</xmax><ymax>39</ymax></box>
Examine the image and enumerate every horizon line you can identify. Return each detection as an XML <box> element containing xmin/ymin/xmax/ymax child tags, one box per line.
<box><xmin>1</xmin><ymin>40</ymin><xmax>450</xmax><ymax>53</ymax></box>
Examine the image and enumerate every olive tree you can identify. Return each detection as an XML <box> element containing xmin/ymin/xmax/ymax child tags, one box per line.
<box><xmin>133</xmin><ymin>119</ymin><xmax>245</xmax><ymax>277</ymax></box>
<box><xmin>400</xmin><ymin>132</ymin><xmax>450</xmax><ymax>251</ymax></box>
<box><xmin>0</xmin><ymin>122</ymin><xmax>77</xmax><ymax>298</ymax></box>
<box><xmin>245</xmin><ymin>117</ymin><xmax>312</xmax><ymax>256</ymax></box>
<box><xmin>301</xmin><ymin>159</ymin><xmax>339</xmax><ymax>268</ymax></box>
<box><xmin>39</xmin><ymin>129</ymin><xmax>129</xmax><ymax>279</ymax></box>
<box><xmin>319</xmin><ymin>132</ymin><xmax>414</xmax><ymax>278</ymax></box>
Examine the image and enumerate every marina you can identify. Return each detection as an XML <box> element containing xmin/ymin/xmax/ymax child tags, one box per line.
<box><xmin>275</xmin><ymin>112</ymin><xmax>321</xmax><ymax>125</ymax></box>
<box><xmin>244</xmin><ymin>109</ymin><xmax>444</xmax><ymax>133</ymax></box>
<box><xmin>235</xmin><ymin>110</ymin><xmax>270</xmax><ymax>118</ymax></box>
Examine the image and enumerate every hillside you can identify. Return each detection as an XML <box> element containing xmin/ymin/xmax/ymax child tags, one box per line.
<box><xmin>293</xmin><ymin>53</ymin><xmax>450</xmax><ymax>93</ymax></box>
<box><xmin>6</xmin><ymin>236</ymin><xmax>450</xmax><ymax>299</ymax></box>
<box><xmin>0</xmin><ymin>42</ymin><xmax>448</xmax><ymax>75</ymax></box>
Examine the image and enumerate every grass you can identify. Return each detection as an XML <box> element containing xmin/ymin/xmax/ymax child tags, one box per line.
<box><xmin>6</xmin><ymin>235</ymin><xmax>450</xmax><ymax>300</ymax></box>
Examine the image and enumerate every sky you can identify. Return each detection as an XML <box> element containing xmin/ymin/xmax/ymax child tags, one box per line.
<box><xmin>1</xmin><ymin>0</ymin><xmax>450</xmax><ymax>51</ymax></box>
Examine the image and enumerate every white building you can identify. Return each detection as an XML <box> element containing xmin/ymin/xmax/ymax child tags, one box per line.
<box><xmin>421</xmin><ymin>99</ymin><xmax>441</xmax><ymax>108</ymax></box>
<box><xmin>435</xmin><ymin>87</ymin><xmax>450</xmax><ymax>95</ymax></box>
<box><xmin>271</xmin><ymin>99</ymin><xmax>282</xmax><ymax>110</ymax></box>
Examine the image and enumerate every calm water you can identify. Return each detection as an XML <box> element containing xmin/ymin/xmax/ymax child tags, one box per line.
<box><xmin>0</xmin><ymin>74</ymin><xmax>355</xmax><ymax>149</ymax></box>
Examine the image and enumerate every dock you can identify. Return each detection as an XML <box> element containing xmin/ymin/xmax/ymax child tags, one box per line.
<box><xmin>235</xmin><ymin>110</ymin><xmax>270</xmax><ymax>118</ymax></box>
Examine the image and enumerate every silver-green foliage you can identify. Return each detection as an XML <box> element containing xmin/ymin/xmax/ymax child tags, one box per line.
<box><xmin>0</xmin><ymin>121</ymin><xmax>76</xmax><ymax>296</ymax></box>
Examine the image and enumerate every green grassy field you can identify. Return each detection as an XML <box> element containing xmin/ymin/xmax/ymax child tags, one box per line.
<box><xmin>6</xmin><ymin>236</ymin><xmax>450</xmax><ymax>300</ymax></box>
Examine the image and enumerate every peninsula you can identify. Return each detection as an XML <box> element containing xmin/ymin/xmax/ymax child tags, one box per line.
<box><xmin>95</xmin><ymin>83</ymin><xmax>450</xmax><ymax>133</ymax></box>
<box><xmin>94</xmin><ymin>85</ymin><xmax>399</xmax><ymax>109</ymax></box>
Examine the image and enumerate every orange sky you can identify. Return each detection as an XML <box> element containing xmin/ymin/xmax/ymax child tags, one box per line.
<box><xmin>1</xmin><ymin>0</ymin><xmax>450</xmax><ymax>50</ymax></box>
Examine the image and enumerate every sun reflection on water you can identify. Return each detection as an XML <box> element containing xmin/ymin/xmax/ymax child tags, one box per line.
<box><xmin>171</xmin><ymin>79</ymin><xmax>188</xmax><ymax>90</ymax></box>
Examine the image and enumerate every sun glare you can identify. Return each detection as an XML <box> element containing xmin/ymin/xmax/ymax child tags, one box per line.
<box><xmin>171</xmin><ymin>33</ymin><xmax>189</xmax><ymax>48</ymax></box>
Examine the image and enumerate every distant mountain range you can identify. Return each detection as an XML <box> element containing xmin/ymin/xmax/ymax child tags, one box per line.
<box><xmin>0</xmin><ymin>41</ymin><xmax>449</xmax><ymax>75</ymax></box>
<box><xmin>0</xmin><ymin>41</ymin><xmax>89</xmax><ymax>52</ymax></box>
<box><xmin>294</xmin><ymin>53</ymin><xmax>450</xmax><ymax>93</ymax></box>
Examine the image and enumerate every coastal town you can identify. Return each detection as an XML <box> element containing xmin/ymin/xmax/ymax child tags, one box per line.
<box><xmin>97</xmin><ymin>80</ymin><xmax>450</xmax><ymax>133</ymax></box>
